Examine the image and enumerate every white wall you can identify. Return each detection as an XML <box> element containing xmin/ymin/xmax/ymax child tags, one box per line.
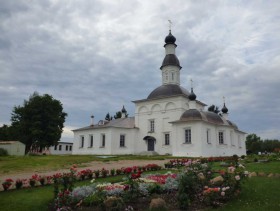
<box><xmin>72</xmin><ymin>127</ymin><xmax>139</xmax><ymax>155</ymax></box>
<box><xmin>49</xmin><ymin>142</ymin><xmax>73</xmax><ymax>155</ymax></box>
<box><xmin>134</xmin><ymin>96</ymin><xmax>190</xmax><ymax>154</ymax></box>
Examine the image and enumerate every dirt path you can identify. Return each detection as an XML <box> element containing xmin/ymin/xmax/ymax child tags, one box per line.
<box><xmin>0</xmin><ymin>159</ymin><xmax>168</xmax><ymax>191</ymax></box>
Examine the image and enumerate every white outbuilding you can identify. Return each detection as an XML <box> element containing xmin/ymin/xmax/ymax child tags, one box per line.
<box><xmin>72</xmin><ymin>30</ymin><xmax>246</xmax><ymax>157</ymax></box>
<box><xmin>0</xmin><ymin>141</ymin><xmax>25</xmax><ymax>156</ymax></box>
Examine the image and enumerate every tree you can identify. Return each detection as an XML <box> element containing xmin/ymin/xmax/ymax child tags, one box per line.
<box><xmin>208</xmin><ymin>105</ymin><xmax>220</xmax><ymax>114</ymax></box>
<box><xmin>246</xmin><ymin>134</ymin><xmax>261</xmax><ymax>154</ymax></box>
<box><xmin>105</xmin><ymin>113</ymin><xmax>112</xmax><ymax>121</ymax></box>
<box><xmin>11</xmin><ymin>92</ymin><xmax>67</xmax><ymax>154</ymax></box>
<box><xmin>0</xmin><ymin>124</ymin><xmax>20</xmax><ymax>141</ymax></box>
<box><xmin>113</xmin><ymin>110</ymin><xmax>128</xmax><ymax>119</ymax></box>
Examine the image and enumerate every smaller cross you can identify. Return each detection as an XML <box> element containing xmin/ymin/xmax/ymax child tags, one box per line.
<box><xmin>190</xmin><ymin>79</ymin><xmax>193</xmax><ymax>88</ymax></box>
<box><xmin>168</xmin><ymin>20</ymin><xmax>172</xmax><ymax>31</ymax></box>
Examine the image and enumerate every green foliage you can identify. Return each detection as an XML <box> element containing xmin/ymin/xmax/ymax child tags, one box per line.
<box><xmin>83</xmin><ymin>190</ymin><xmax>106</xmax><ymax>207</ymax></box>
<box><xmin>0</xmin><ymin>124</ymin><xmax>19</xmax><ymax>141</ymax></box>
<box><xmin>177</xmin><ymin>171</ymin><xmax>200</xmax><ymax>210</ymax></box>
<box><xmin>0</xmin><ymin>148</ymin><xmax>8</xmax><ymax>156</ymax></box>
<box><xmin>246</xmin><ymin>134</ymin><xmax>280</xmax><ymax>154</ymax></box>
<box><xmin>105</xmin><ymin>112</ymin><xmax>113</xmax><ymax>121</ymax></box>
<box><xmin>10</xmin><ymin>92</ymin><xmax>67</xmax><ymax>154</ymax></box>
<box><xmin>148</xmin><ymin>183</ymin><xmax>164</xmax><ymax>194</ymax></box>
<box><xmin>208</xmin><ymin>105</ymin><xmax>220</xmax><ymax>114</ymax></box>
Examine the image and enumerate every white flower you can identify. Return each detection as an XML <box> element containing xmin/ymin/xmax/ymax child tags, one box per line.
<box><xmin>221</xmin><ymin>191</ymin><xmax>225</xmax><ymax>196</ymax></box>
<box><xmin>239</xmin><ymin>164</ymin><xmax>245</xmax><ymax>169</ymax></box>
<box><xmin>222</xmin><ymin>187</ymin><xmax>227</xmax><ymax>192</ymax></box>
<box><xmin>235</xmin><ymin>175</ymin><xmax>240</xmax><ymax>181</ymax></box>
<box><xmin>90</xmin><ymin>179</ymin><xmax>95</xmax><ymax>183</ymax></box>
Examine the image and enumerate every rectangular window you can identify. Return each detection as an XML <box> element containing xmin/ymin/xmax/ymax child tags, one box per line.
<box><xmin>150</xmin><ymin>120</ymin><xmax>155</xmax><ymax>132</ymax></box>
<box><xmin>54</xmin><ymin>145</ymin><xmax>57</xmax><ymax>150</ymax></box>
<box><xmin>89</xmin><ymin>135</ymin><xmax>93</xmax><ymax>148</ymax></box>
<box><xmin>230</xmin><ymin>131</ymin><xmax>234</xmax><ymax>146</ymax></box>
<box><xmin>207</xmin><ymin>129</ymin><xmax>211</xmax><ymax>144</ymax></box>
<box><xmin>165</xmin><ymin>133</ymin><xmax>170</xmax><ymax>145</ymax></box>
<box><xmin>101</xmin><ymin>134</ymin><xmax>105</xmax><ymax>147</ymax></box>
<box><xmin>185</xmin><ymin>129</ymin><xmax>191</xmax><ymax>144</ymax></box>
<box><xmin>69</xmin><ymin>145</ymin><xmax>72</xmax><ymax>151</ymax></box>
<box><xmin>238</xmin><ymin>135</ymin><xmax>241</xmax><ymax>148</ymax></box>
<box><xmin>59</xmin><ymin>145</ymin><xmax>62</xmax><ymax>151</ymax></box>
<box><xmin>80</xmin><ymin>136</ymin><xmax>84</xmax><ymax>148</ymax></box>
<box><xmin>66</xmin><ymin>145</ymin><xmax>68</xmax><ymax>151</ymax></box>
<box><xmin>120</xmin><ymin>135</ymin><xmax>125</xmax><ymax>147</ymax></box>
<box><xmin>219</xmin><ymin>132</ymin><xmax>224</xmax><ymax>144</ymax></box>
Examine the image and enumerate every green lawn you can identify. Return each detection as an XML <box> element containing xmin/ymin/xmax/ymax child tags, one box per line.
<box><xmin>0</xmin><ymin>155</ymin><xmax>171</xmax><ymax>175</ymax></box>
<box><xmin>210</xmin><ymin>177</ymin><xmax>280</xmax><ymax>211</ymax></box>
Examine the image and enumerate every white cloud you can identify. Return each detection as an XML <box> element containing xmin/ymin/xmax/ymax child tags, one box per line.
<box><xmin>0</xmin><ymin>0</ymin><xmax>280</xmax><ymax>140</ymax></box>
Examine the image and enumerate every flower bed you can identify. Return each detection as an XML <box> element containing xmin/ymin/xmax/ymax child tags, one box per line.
<box><xmin>53</xmin><ymin>161</ymin><xmax>248</xmax><ymax>210</ymax></box>
<box><xmin>0</xmin><ymin>163</ymin><xmax>162</xmax><ymax>191</ymax></box>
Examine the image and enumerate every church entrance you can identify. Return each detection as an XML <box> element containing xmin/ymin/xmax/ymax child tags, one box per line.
<box><xmin>147</xmin><ymin>139</ymin><xmax>155</xmax><ymax>151</ymax></box>
<box><xmin>143</xmin><ymin>136</ymin><xmax>156</xmax><ymax>151</ymax></box>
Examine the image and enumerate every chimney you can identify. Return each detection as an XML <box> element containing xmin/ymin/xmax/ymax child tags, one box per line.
<box><xmin>90</xmin><ymin>115</ymin><xmax>94</xmax><ymax>126</ymax></box>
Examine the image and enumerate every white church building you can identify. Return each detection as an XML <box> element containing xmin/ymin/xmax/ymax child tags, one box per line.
<box><xmin>72</xmin><ymin>30</ymin><xmax>246</xmax><ymax>157</ymax></box>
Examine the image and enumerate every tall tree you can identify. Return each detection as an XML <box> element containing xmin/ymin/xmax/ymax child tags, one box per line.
<box><xmin>0</xmin><ymin>124</ymin><xmax>19</xmax><ymax>141</ymax></box>
<box><xmin>11</xmin><ymin>92</ymin><xmax>67</xmax><ymax>154</ymax></box>
<box><xmin>105</xmin><ymin>113</ymin><xmax>112</xmax><ymax>121</ymax></box>
<box><xmin>208</xmin><ymin>105</ymin><xmax>220</xmax><ymax>114</ymax></box>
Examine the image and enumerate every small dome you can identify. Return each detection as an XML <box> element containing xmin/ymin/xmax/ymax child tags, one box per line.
<box><xmin>203</xmin><ymin>111</ymin><xmax>224</xmax><ymax>124</ymax></box>
<box><xmin>147</xmin><ymin>84</ymin><xmax>190</xmax><ymax>100</ymax></box>
<box><xmin>188</xmin><ymin>88</ymin><xmax>196</xmax><ymax>101</ymax></box>
<box><xmin>165</xmin><ymin>30</ymin><xmax>176</xmax><ymax>44</ymax></box>
<box><xmin>222</xmin><ymin>103</ymin><xmax>228</xmax><ymax>113</ymax></box>
<box><xmin>180</xmin><ymin>109</ymin><xmax>203</xmax><ymax>121</ymax></box>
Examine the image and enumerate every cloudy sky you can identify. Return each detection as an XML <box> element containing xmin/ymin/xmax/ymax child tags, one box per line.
<box><xmin>1</xmin><ymin>0</ymin><xmax>280</xmax><ymax>141</ymax></box>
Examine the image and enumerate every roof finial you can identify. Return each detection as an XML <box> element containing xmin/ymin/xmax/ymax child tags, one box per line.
<box><xmin>168</xmin><ymin>20</ymin><xmax>172</xmax><ymax>31</ymax></box>
<box><xmin>222</xmin><ymin>96</ymin><xmax>228</xmax><ymax>113</ymax></box>
<box><xmin>190</xmin><ymin>78</ymin><xmax>193</xmax><ymax>89</ymax></box>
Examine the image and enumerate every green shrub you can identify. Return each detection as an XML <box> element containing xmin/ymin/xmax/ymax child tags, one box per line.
<box><xmin>0</xmin><ymin>148</ymin><xmax>8</xmax><ymax>156</ymax></box>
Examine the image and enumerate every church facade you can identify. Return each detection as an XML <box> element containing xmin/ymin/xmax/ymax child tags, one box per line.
<box><xmin>72</xmin><ymin>31</ymin><xmax>246</xmax><ymax>157</ymax></box>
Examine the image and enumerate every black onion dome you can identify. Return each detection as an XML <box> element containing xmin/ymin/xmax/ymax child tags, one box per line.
<box><xmin>221</xmin><ymin>103</ymin><xmax>228</xmax><ymax>113</ymax></box>
<box><xmin>160</xmin><ymin>54</ymin><xmax>181</xmax><ymax>69</ymax></box>
<box><xmin>180</xmin><ymin>109</ymin><xmax>203</xmax><ymax>121</ymax></box>
<box><xmin>188</xmin><ymin>88</ymin><xmax>197</xmax><ymax>101</ymax></box>
<box><xmin>165</xmin><ymin>30</ymin><xmax>176</xmax><ymax>44</ymax></box>
<box><xmin>147</xmin><ymin>84</ymin><xmax>190</xmax><ymax>99</ymax></box>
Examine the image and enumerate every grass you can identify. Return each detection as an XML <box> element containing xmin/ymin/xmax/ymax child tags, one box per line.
<box><xmin>209</xmin><ymin>177</ymin><xmax>280</xmax><ymax>211</ymax></box>
<box><xmin>0</xmin><ymin>154</ymin><xmax>173</xmax><ymax>175</ymax></box>
<box><xmin>243</xmin><ymin>161</ymin><xmax>280</xmax><ymax>174</ymax></box>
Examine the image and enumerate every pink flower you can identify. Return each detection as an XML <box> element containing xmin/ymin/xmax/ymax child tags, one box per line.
<box><xmin>221</xmin><ymin>191</ymin><xmax>225</xmax><ymax>196</ymax></box>
<box><xmin>235</xmin><ymin>175</ymin><xmax>240</xmax><ymax>181</ymax></box>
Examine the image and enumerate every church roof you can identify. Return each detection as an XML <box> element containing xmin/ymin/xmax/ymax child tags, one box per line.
<box><xmin>72</xmin><ymin>117</ymin><xmax>137</xmax><ymax>131</ymax></box>
<box><xmin>173</xmin><ymin>109</ymin><xmax>238</xmax><ymax>129</ymax></box>
<box><xmin>147</xmin><ymin>84</ymin><xmax>190</xmax><ymax>100</ymax></box>
<box><xmin>160</xmin><ymin>54</ymin><xmax>181</xmax><ymax>69</ymax></box>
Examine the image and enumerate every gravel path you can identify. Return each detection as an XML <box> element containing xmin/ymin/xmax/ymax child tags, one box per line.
<box><xmin>0</xmin><ymin>159</ymin><xmax>168</xmax><ymax>191</ymax></box>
